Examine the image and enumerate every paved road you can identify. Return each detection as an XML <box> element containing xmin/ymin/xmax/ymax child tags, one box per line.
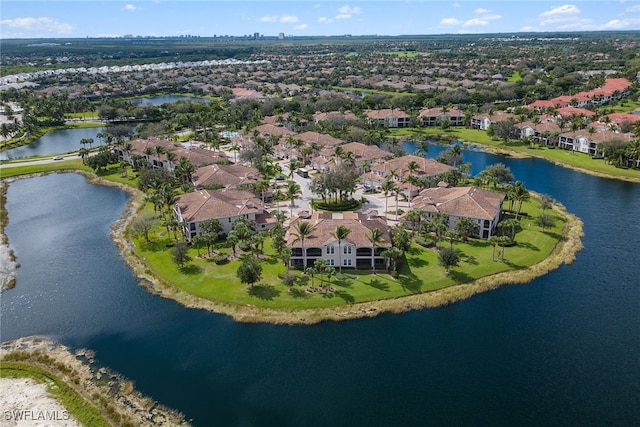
<box><xmin>1</xmin><ymin>154</ymin><xmax>81</xmax><ymax>169</ymax></box>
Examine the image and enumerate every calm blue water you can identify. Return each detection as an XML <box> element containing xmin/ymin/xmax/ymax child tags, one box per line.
<box><xmin>0</xmin><ymin>127</ymin><xmax>106</xmax><ymax>160</ymax></box>
<box><xmin>133</xmin><ymin>95</ymin><xmax>210</xmax><ymax>106</ymax></box>
<box><xmin>2</xmin><ymin>143</ymin><xmax>640</xmax><ymax>426</ymax></box>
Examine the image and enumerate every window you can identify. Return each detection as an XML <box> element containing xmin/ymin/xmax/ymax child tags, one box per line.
<box><xmin>344</xmin><ymin>246</ymin><xmax>352</xmax><ymax>255</ymax></box>
<box><xmin>329</xmin><ymin>259</ymin><xmax>335</xmax><ymax>266</ymax></box>
<box><xmin>343</xmin><ymin>259</ymin><xmax>352</xmax><ymax>266</ymax></box>
<box><xmin>326</xmin><ymin>246</ymin><xmax>335</xmax><ymax>255</ymax></box>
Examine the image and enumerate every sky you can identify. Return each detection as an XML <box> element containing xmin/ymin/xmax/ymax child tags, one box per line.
<box><xmin>1</xmin><ymin>1</ymin><xmax>639</xmax><ymax>39</ymax></box>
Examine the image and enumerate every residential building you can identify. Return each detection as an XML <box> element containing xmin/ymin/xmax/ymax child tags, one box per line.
<box><xmin>418</xmin><ymin>107</ymin><xmax>465</xmax><ymax>127</ymax></box>
<box><xmin>470</xmin><ymin>111</ymin><xmax>516</xmax><ymax>131</ymax></box>
<box><xmin>407</xmin><ymin>186</ymin><xmax>505</xmax><ymax>239</ymax></box>
<box><xmin>285</xmin><ymin>212</ymin><xmax>392</xmax><ymax>269</ymax></box>
<box><xmin>174</xmin><ymin>189</ymin><xmax>276</xmax><ymax>241</ymax></box>
<box><xmin>116</xmin><ymin>138</ymin><xmax>225</xmax><ymax>171</ymax></box>
<box><xmin>192</xmin><ymin>163</ymin><xmax>261</xmax><ymax>190</ymax></box>
<box><xmin>365</xmin><ymin>108</ymin><xmax>411</xmax><ymax>128</ymax></box>
<box><xmin>360</xmin><ymin>155</ymin><xmax>455</xmax><ymax>197</ymax></box>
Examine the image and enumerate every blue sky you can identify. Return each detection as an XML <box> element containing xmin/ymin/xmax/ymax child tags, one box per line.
<box><xmin>1</xmin><ymin>1</ymin><xmax>639</xmax><ymax>39</ymax></box>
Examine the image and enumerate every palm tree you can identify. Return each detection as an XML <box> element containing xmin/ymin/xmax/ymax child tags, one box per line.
<box><xmin>498</xmin><ymin>218</ymin><xmax>520</xmax><ymax>241</ymax></box>
<box><xmin>368</xmin><ymin>227</ymin><xmax>384</xmax><ymax>272</ymax></box>
<box><xmin>143</xmin><ymin>146</ymin><xmax>154</xmax><ymax>163</ymax></box>
<box><xmin>405</xmin><ymin>209</ymin><xmax>423</xmax><ymax>235</ymax></box>
<box><xmin>497</xmin><ymin>236</ymin><xmax>512</xmax><ymax>261</ymax></box>
<box><xmin>158</xmin><ymin>185</ymin><xmax>177</xmax><ymax>218</ymax></box>
<box><xmin>305</xmin><ymin>267</ymin><xmax>317</xmax><ymax>287</ymax></box>
<box><xmin>286</xmin><ymin>180</ymin><xmax>302</xmax><ymax>217</ymax></box>
<box><xmin>444</xmin><ymin>230</ymin><xmax>459</xmax><ymax>250</ymax></box>
<box><xmin>78</xmin><ymin>147</ymin><xmax>90</xmax><ymax>165</ymax></box>
<box><xmin>512</xmin><ymin>181</ymin><xmax>530</xmax><ymax>219</ymax></box>
<box><xmin>165</xmin><ymin>149</ymin><xmax>177</xmax><ymax>171</ymax></box>
<box><xmin>230</xmin><ymin>143</ymin><xmax>240</xmax><ymax>163</ymax></box>
<box><xmin>488</xmin><ymin>236</ymin><xmax>499</xmax><ymax>261</ymax></box>
<box><xmin>405</xmin><ymin>160</ymin><xmax>420</xmax><ymax>207</ymax></box>
<box><xmin>174</xmin><ymin>156</ymin><xmax>195</xmax><ymax>186</ymax></box>
<box><xmin>292</xmin><ymin>221</ymin><xmax>317</xmax><ymax>269</ymax></box>
<box><xmin>331</xmin><ymin>225</ymin><xmax>352</xmax><ymax>273</ymax></box>
<box><xmin>154</xmin><ymin>145</ymin><xmax>166</xmax><ymax>160</ymax></box>
<box><xmin>272</xmin><ymin>189</ymin><xmax>283</xmax><ymax>215</ymax></box>
<box><xmin>381</xmin><ymin>180</ymin><xmax>396</xmax><ymax>219</ymax></box>
<box><xmin>455</xmin><ymin>217</ymin><xmax>479</xmax><ymax>241</ymax></box>
<box><xmin>415</xmin><ymin>139</ymin><xmax>429</xmax><ymax>157</ymax></box>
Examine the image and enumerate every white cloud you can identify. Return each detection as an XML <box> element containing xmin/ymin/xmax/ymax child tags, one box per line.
<box><xmin>625</xmin><ymin>5</ymin><xmax>640</xmax><ymax>12</ymax></box>
<box><xmin>259</xmin><ymin>16</ymin><xmax>278</xmax><ymax>23</ymax></box>
<box><xmin>337</xmin><ymin>5</ymin><xmax>363</xmax><ymax>15</ymax></box>
<box><xmin>122</xmin><ymin>4</ymin><xmax>140</xmax><ymax>12</ymax></box>
<box><xmin>452</xmin><ymin>3</ymin><xmax>461</xmax><ymax>8</ymax></box>
<box><xmin>483</xmin><ymin>14</ymin><xmax>502</xmax><ymax>21</ymax></box>
<box><xmin>540</xmin><ymin>5</ymin><xmax>580</xmax><ymax>18</ymax></box>
<box><xmin>521</xmin><ymin>26</ymin><xmax>536</xmax><ymax>31</ymax></box>
<box><xmin>280</xmin><ymin>15</ymin><xmax>299</xmax><ymax>23</ymax></box>
<box><xmin>555</xmin><ymin>19</ymin><xmax>596</xmax><ymax>30</ymax></box>
<box><xmin>319</xmin><ymin>5</ymin><xmax>362</xmax><ymax>23</ymax></box>
<box><xmin>294</xmin><ymin>24</ymin><xmax>309</xmax><ymax>30</ymax></box>
<box><xmin>538</xmin><ymin>5</ymin><xmax>584</xmax><ymax>27</ymax></box>
<box><xmin>601</xmin><ymin>18</ymin><xmax>640</xmax><ymax>29</ymax></box>
<box><xmin>0</xmin><ymin>17</ymin><xmax>74</xmax><ymax>34</ymax></box>
<box><xmin>475</xmin><ymin>8</ymin><xmax>490</xmax><ymax>14</ymax></box>
<box><xmin>440</xmin><ymin>18</ymin><xmax>461</xmax><ymax>26</ymax></box>
<box><xmin>463</xmin><ymin>18</ymin><xmax>489</xmax><ymax>27</ymax></box>
<box><xmin>259</xmin><ymin>15</ymin><xmax>299</xmax><ymax>23</ymax></box>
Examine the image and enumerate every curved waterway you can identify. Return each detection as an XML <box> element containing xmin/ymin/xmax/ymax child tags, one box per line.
<box><xmin>2</xmin><ymin>144</ymin><xmax>640</xmax><ymax>426</ymax></box>
<box><xmin>0</xmin><ymin>127</ymin><xmax>106</xmax><ymax>160</ymax></box>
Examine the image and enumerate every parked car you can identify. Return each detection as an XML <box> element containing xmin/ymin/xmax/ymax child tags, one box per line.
<box><xmin>53</xmin><ymin>156</ymin><xmax>64</xmax><ymax>160</ymax></box>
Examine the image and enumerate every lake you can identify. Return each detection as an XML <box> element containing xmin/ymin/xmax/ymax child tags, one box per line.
<box><xmin>2</xmin><ymin>146</ymin><xmax>639</xmax><ymax>426</ymax></box>
<box><xmin>0</xmin><ymin>127</ymin><xmax>106</xmax><ymax>160</ymax></box>
<box><xmin>133</xmin><ymin>95</ymin><xmax>210</xmax><ymax>106</ymax></box>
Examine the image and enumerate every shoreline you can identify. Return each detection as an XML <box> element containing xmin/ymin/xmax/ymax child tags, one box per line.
<box><xmin>0</xmin><ymin>336</ymin><xmax>189</xmax><ymax>426</ymax></box>
<box><xmin>462</xmin><ymin>141</ymin><xmax>640</xmax><ymax>184</ymax></box>
<box><xmin>1</xmin><ymin>170</ymin><xmax>584</xmax><ymax>324</ymax></box>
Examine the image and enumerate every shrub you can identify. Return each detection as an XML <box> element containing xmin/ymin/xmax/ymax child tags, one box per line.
<box><xmin>312</xmin><ymin>198</ymin><xmax>362</xmax><ymax>212</ymax></box>
<box><xmin>213</xmin><ymin>253</ymin><xmax>229</xmax><ymax>264</ymax></box>
<box><xmin>281</xmin><ymin>271</ymin><xmax>298</xmax><ymax>287</ymax></box>
<box><xmin>415</xmin><ymin>236</ymin><xmax>436</xmax><ymax>248</ymax></box>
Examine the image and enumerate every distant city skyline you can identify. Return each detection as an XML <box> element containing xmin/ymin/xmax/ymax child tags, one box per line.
<box><xmin>1</xmin><ymin>1</ymin><xmax>639</xmax><ymax>39</ymax></box>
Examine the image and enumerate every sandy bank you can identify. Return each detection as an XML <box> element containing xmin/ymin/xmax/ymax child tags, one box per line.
<box><xmin>0</xmin><ymin>337</ymin><xmax>189</xmax><ymax>426</ymax></box>
<box><xmin>0</xmin><ymin>378</ymin><xmax>80</xmax><ymax>427</ymax></box>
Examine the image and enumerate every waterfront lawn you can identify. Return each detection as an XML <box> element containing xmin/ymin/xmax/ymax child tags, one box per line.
<box><xmin>132</xmin><ymin>198</ymin><xmax>564</xmax><ymax>310</ymax></box>
<box><xmin>0</xmin><ymin>159</ymin><xmax>90</xmax><ymax>178</ymax></box>
<box><xmin>391</xmin><ymin>127</ymin><xmax>640</xmax><ymax>181</ymax></box>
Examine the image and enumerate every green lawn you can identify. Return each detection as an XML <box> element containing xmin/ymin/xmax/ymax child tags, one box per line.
<box><xmin>507</xmin><ymin>71</ymin><xmax>523</xmax><ymax>83</ymax></box>
<box><xmin>133</xmin><ymin>197</ymin><xmax>564</xmax><ymax>310</ymax></box>
<box><xmin>0</xmin><ymin>159</ymin><xmax>91</xmax><ymax>178</ymax></box>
